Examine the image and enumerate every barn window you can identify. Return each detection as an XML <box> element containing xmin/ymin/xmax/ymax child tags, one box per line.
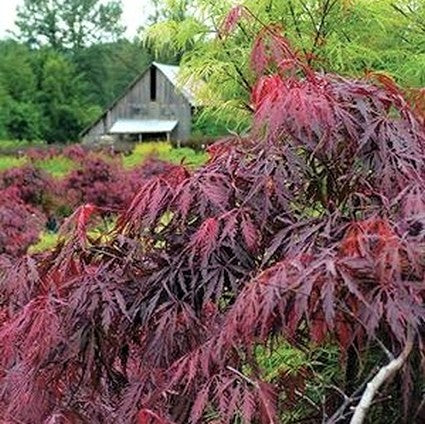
<box><xmin>150</xmin><ymin>66</ymin><xmax>157</xmax><ymax>101</ymax></box>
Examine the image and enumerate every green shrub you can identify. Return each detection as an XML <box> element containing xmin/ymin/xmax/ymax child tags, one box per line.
<box><xmin>160</xmin><ymin>146</ymin><xmax>207</xmax><ymax>167</ymax></box>
<box><xmin>192</xmin><ymin>108</ymin><xmax>250</xmax><ymax>137</ymax></box>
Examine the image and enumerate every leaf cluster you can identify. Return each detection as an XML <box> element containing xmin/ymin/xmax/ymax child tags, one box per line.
<box><xmin>145</xmin><ymin>0</ymin><xmax>425</xmax><ymax>128</ymax></box>
<box><xmin>1</xmin><ymin>19</ymin><xmax>425</xmax><ymax>424</ymax></box>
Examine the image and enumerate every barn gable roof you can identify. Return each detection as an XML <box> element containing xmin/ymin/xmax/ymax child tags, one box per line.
<box><xmin>153</xmin><ymin>62</ymin><xmax>198</xmax><ymax>105</ymax></box>
<box><xmin>80</xmin><ymin>62</ymin><xmax>198</xmax><ymax>137</ymax></box>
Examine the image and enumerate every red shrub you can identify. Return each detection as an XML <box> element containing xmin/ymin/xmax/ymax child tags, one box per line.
<box><xmin>61</xmin><ymin>156</ymin><xmax>179</xmax><ymax>212</ymax></box>
<box><xmin>0</xmin><ymin>187</ymin><xmax>45</xmax><ymax>257</ymax></box>
<box><xmin>26</xmin><ymin>146</ymin><xmax>60</xmax><ymax>161</ymax></box>
<box><xmin>0</xmin><ymin>15</ymin><xmax>424</xmax><ymax>424</ymax></box>
<box><xmin>0</xmin><ymin>165</ymin><xmax>54</xmax><ymax>208</ymax></box>
<box><xmin>127</xmin><ymin>158</ymin><xmax>182</xmax><ymax>192</ymax></box>
<box><xmin>61</xmin><ymin>156</ymin><xmax>132</xmax><ymax>211</ymax></box>
<box><xmin>62</xmin><ymin>144</ymin><xmax>88</xmax><ymax>161</ymax></box>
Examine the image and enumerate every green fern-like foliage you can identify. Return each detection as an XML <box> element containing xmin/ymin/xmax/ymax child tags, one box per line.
<box><xmin>144</xmin><ymin>0</ymin><xmax>425</xmax><ymax>129</ymax></box>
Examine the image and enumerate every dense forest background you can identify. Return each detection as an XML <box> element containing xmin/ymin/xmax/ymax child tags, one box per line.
<box><xmin>0</xmin><ymin>39</ymin><xmax>152</xmax><ymax>142</ymax></box>
<box><xmin>0</xmin><ymin>0</ymin><xmax>161</xmax><ymax>143</ymax></box>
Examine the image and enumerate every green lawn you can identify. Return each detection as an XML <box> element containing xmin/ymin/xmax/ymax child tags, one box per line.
<box><xmin>122</xmin><ymin>142</ymin><xmax>208</xmax><ymax>169</ymax></box>
<box><xmin>36</xmin><ymin>156</ymin><xmax>77</xmax><ymax>178</ymax></box>
<box><xmin>29</xmin><ymin>232</ymin><xmax>60</xmax><ymax>254</ymax></box>
<box><xmin>0</xmin><ymin>139</ymin><xmax>45</xmax><ymax>151</ymax></box>
<box><xmin>0</xmin><ymin>155</ymin><xmax>27</xmax><ymax>171</ymax></box>
<box><xmin>0</xmin><ymin>154</ymin><xmax>79</xmax><ymax>178</ymax></box>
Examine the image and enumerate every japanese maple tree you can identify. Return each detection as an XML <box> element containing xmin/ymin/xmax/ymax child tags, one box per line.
<box><xmin>1</xmin><ymin>9</ymin><xmax>425</xmax><ymax>423</ymax></box>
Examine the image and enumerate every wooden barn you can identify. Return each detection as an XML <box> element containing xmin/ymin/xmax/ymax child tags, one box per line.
<box><xmin>80</xmin><ymin>62</ymin><xmax>198</xmax><ymax>144</ymax></box>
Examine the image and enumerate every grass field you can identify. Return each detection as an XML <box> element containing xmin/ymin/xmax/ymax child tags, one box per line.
<box><xmin>0</xmin><ymin>141</ymin><xmax>208</xmax><ymax>177</ymax></box>
<box><xmin>0</xmin><ymin>139</ymin><xmax>45</xmax><ymax>151</ymax></box>
<box><xmin>29</xmin><ymin>232</ymin><xmax>60</xmax><ymax>254</ymax></box>
<box><xmin>36</xmin><ymin>156</ymin><xmax>78</xmax><ymax>178</ymax></box>
<box><xmin>122</xmin><ymin>142</ymin><xmax>207</xmax><ymax>169</ymax></box>
<box><xmin>0</xmin><ymin>155</ymin><xmax>27</xmax><ymax>171</ymax></box>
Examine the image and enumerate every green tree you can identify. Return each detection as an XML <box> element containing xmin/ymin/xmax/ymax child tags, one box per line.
<box><xmin>0</xmin><ymin>38</ymin><xmax>152</xmax><ymax>143</ymax></box>
<box><xmin>4</xmin><ymin>101</ymin><xmax>42</xmax><ymax>140</ymax></box>
<box><xmin>0</xmin><ymin>84</ymin><xmax>8</xmax><ymax>138</ymax></box>
<box><xmin>35</xmin><ymin>49</ymin><xmax>100</xmax><ymax>142</ymax></box>
<box><xmin>144</xmin><ymin>0</ymin><xmax>201</xmax><ymax>63</ymax></box>
<box><xmin>144</xmin><ymin>0</ymin><xmax>425</xmax><ymax>128</ymax></box>
<box><xmin>73</xmin><ymin>40</ymin><xmax>152</xmax><ymax>107</ymax></box>
<box><xmin>15</xmin><ymin>0</ymin><xmax>125</xmax><ymax>51</ymax></box>
<box><xmin>0</xmin><ymin>39</ymin><xmax>103</xmax><ymax>142</ymax></box>
<box><xmin>0</xmin><ymin>40</ymin><xmax>42</xmax><ymax>140</ymax></box>
<box><xmin>0</xmin><ymin>41</ymin><xmax>37</xmax><ymax>101</ymax></box>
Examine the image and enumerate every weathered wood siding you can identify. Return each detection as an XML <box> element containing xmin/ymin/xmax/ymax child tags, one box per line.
<box><xmin>82</xmin><ymin>66</ymin><xmax>192</xmax><ymax>144</ymax></box>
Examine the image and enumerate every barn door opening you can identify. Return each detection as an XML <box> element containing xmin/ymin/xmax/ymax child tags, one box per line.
<box><xmin>129</xmin><ymin>132</ymin><xmax>170</xmax><ymax>142</ymax></box>
<box><xmin>150</xmin><ymin>66</ymin><xmax>157</xmax><ymax>101</ymax></box>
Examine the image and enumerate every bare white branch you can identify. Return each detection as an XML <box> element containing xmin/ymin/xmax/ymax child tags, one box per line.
<box><xmin>350</xmin><ymin>330</ymin><xmax>415</xmax><ymax>424</ymax></box>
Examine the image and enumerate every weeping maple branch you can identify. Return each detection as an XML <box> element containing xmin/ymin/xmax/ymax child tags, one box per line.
<box><xmin>349</xmin><ymin>329</ymin><xmax>415</xmax><ymax>424</ymax></box>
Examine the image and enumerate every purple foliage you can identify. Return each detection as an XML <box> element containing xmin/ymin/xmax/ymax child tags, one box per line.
<box><xmin>0</xmin><ymin>187</ymin><xmax>45</xmax><ymax>257</ymax></box>
<box><xmin>0</xmin><ymin>19</ymin><xmax>424</xmax><ymax>423</ymax></box>
<box><xmin>61</xmin><ymin>156</ymin><xmax>133</xmax><ymax>211</ymax></box>
<box><xmin>127</xmin><ymin>158</ymin><xmax>181</xmax><ymax>192</ymax></box>
<box><xmin>26</xmin><ymin>147</ymin><xmax>60</xmax><ymax>161</ymax></box>
<box><xmin>0</xmin><ymin>165</ymin><xmax>54</xmax><ymax>208</ymax></box>
<box><xmin>62</xmin><ymin>144</ymin><xmax>88</xmax><ymax>161</ymax></box>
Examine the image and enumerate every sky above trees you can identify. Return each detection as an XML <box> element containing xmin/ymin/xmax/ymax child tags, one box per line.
<box><xmin>0</xmin><ymin>0</ymin><xmax>152</xmax><ymax>39</ymax></box>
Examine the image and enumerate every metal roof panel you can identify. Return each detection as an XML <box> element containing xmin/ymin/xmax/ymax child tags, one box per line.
<box><xmin>109</xmin><ymin>119</ymin><xmax>178</xmax><ymax>134</ymax></box>
<box><xmin>153</xmin><ymin>62</ymin><xmax>199</xmax><ymax>105</ymax></box>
